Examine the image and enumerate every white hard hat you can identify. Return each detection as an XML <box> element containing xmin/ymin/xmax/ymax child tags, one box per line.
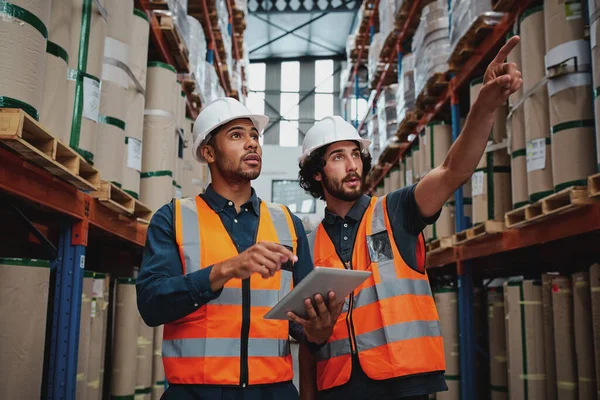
<box><xmin>299</xmin><ymin>116</ymin><xmax>371</xmax><ymax>166</ymax></box>
<box><xmin>192</xmin><ymin>97</ymin><xmax>269</xmax><ymax>163</ymax></box>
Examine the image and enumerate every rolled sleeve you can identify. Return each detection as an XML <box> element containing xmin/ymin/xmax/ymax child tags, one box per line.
<box><xmin>136</xmin><ymin>203</ymin><xmax>221</xmax><ymax>327</ymax></box>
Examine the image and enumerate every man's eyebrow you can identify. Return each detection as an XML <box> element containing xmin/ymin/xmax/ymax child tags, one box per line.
<box><xmin>226</xmin><ymin>125</ymin><xmax>259</xmax><ymax>133</ymax></box>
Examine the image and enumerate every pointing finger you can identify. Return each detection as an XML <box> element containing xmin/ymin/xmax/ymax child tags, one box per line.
<box><xmin>493</xmin><ymin>36</ymin><xmax>520</xmax><ymax>63</ymax></box>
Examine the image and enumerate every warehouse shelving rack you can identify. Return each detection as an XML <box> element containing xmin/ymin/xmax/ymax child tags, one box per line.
<box><xmin>343</xmin><ymin>1</ymin><xmax>600</xmax><ymax>399</ymax></box>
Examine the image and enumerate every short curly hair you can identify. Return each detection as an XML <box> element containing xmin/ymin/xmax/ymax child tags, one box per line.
<box><xmin>298</xmin><ymin>141</ymin><xmax>372</xmax><ymax>200</ymax></box>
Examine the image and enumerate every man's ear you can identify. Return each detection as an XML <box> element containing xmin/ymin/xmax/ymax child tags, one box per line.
<box><xmin>200</xmin><ymin>144</ymin><xmax>216</xmax><ymax>164</ymax></box>
<box><xmin>314</xmin><ymin>171</ymin><xmax>322</xmax><ymax>182</ymax></box>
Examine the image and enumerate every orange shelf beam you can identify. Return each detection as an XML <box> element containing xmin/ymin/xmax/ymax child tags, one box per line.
<box><xmin>0</xmin><ymin>147</ymin><xmax>147</xmax><ymax>247</ymax></box>
<box><xmin>426</xmin><ymin>202</ymin><xmax>600</xmax><ymax>268</ymax></box>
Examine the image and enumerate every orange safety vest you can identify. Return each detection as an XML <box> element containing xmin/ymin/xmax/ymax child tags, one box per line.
<box><xmin>307</xmin><ymin>196</ymin><xmax>445</xmax><ymax>391</ymax></box>
<box><xmin>163</xmin><ymin>196</ymin><xmax>297</xmax><ymax>386</ymax></box>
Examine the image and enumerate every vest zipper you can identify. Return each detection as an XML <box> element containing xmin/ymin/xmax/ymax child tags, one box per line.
<box><xmin>343</xmin><ymin>260</ymin><xmax>359</xmax><ymax>354</ymax></box>
<box><xmin>240</xmin><ymin>277</ymin><xmax>251</xmax><ymax>387</ymax></box>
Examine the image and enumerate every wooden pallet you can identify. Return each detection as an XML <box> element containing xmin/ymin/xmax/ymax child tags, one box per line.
<box><xmin>416</xmin><ymin>72</ymin><xmax>450</xmax><ymax>108</ymax></box>
<box><xmin>154</xmin><ymin>12</ymin><xmax>190</xmax><ymax>73</ymax></box>
<box><xmin>181</xmin><ymin>76</ymin><xmax>196</xmax><ymax>95</ymax></box>
<box><xmin>541</xmin><ymin>186</ymin><xmax>596</xmax><ymax>216</ymax></box>
<box><xmin>589</xmin><ymin>173</ymin><xmax>600</xmax><ymax>199</ymax></box>
<box><xmin>147</xmin><ymin>0</ymin><xmax>169</xmax><ymax>10</ymax></box>
<box><xmin>0</xmin><ymin>108</ymin><xmax>99</xmax><ymax>191</ymax></box>
<box><xmin>133</xmin><ymin>199</ymin><xmax>153</xmax><ymax>224</ymax></box>
<box><xmin>504</xmin><ymin>202</ymin><xmax>544</xmax><ymax>229</ymax></box>
<box><xmin>448</xmin><ymin>13</ymin><xmax>505</xmax><ymax>71</ymax></box>
<box><xmin>427</xmin><ymin>236</ymin><xmax>454</xmax><ymax>254</ymax></box>
<box><xmin>91</xmin><ymin>181</ymin><xmax>135</xmax><ymax>215</ymax></box>
<box><xmin>453</xmin><ymin>229</ymin><xmax>470</xmax><ymax>245</ymax></box>
<box><xmin>380</xmin><ymin>30</ymin><xmax>399</xmax><ymax>60</ymax></box>
<box><xmin>396</xmin><ymin>111</ymin><xmax>421</xmax><ymax>140</ymax></box>
<box><xmin>467</xmin><ymin>220</ymin><xmax>505</xmax><ymax>241</ymax></box>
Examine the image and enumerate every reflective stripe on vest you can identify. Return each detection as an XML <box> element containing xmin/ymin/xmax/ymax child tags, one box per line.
<box><xmin>179</xmin><ymin>197</ymin><xmax>201</xmax><ymax>274</ymax></box>
<box><xmin>316</xmin><ymin>320</ymin><xmax>442</xmax><ymax>361</ymax></box>
<box><xmin>163</xmin><ymin>337</ymin><xmax>291</xmax><ymax>358</ymax></box>
<box><xmin>212</xmin><ymin>271</ymin><xmax>292</xmax><ymax>306</ymax></box>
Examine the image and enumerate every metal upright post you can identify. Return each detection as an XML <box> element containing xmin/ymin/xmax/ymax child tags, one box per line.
<box><xmin>451</xmin><ymin>81</ymin><xmax>475</xmax><ymax>400</ymax></box>
<box><xmin>47</xmin><ymin>210</ymin><xmax>89</xmax><ymax>399</ymax></box>
<box><xmin>207</xmin><ymin>42</ymin><xmax>215</xmax><ymax>65</ymax></box>
<box><xmin>354</xmin><ymin>74</ymin><xmax>360</xmax><ymax>127</ymax></box>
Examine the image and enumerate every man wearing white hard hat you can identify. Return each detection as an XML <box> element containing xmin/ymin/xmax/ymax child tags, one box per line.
<box><xmin>137</xmin><ymin>98</ymin><xmax>343</xmax><ymax>399</ymax></box>
<box><xmin>294</xmin><ymin>38</ymin><xmax>523</xmax><ymax>399</ymax></box>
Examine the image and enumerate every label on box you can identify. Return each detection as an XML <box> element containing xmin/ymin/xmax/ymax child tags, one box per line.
<box><xmin>91</xmin><ymin>299</ymin><xmax>97</xmax><ymax>318</ymax></box>
<box><xmin>472</xmin><ymin>171</ymin><xmax>485</xmax><ymax>196</ymax></box>
<box><xmin>127</xmin><ymin>137</ymin><xmax>142</xmax><ymax>171</ymax></box>
<box><xmin>565</xmin><ymin>1</ymin><xmax>582</xmax><ymax>20</ymax></box>
<box><xmin>79</xmin><ymin>255</ymin><xmax>86</xmax><ymax>269</ymax></box>
<box><xmin>406</xmin><ymin>170</ymin><xmax>413</xmax><ymax>186</ymax></box>
<box><xmin>526</xmin><ymin>138</ymin><xmax>546</xmax><ymax>172</ymax></box>
<box><xmin>83</xmin><ymin>77</ymin><xmax>101</xmax><ymax>122</ymax></box>
<box><xmin>92</xmin><ymin>278</ymin><xmax>104</xmax><ymax>299</ymax></box>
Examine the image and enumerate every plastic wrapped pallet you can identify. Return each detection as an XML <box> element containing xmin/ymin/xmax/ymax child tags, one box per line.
<box><xmin>472</xmin><ymin>149</ymin><xmax>511</xmax><ymax>224</ymax></box>
<box><xmin>590</xmin><ymin>2</ymin><xmax>600</xmax><ymax>171</ymax></box>
<box><xmin>396</xmin><ymin>53</ymin><xmax>416</xmax><ymax>122</ymax></box>
<box><xmin>41</xmin><ymin>0</ymin><xmax>72</xmax><ymax>142</ymax></box>
<box><xmin>0</xmin><ymin>1</ymin><xmax>51</xmax><ymax>126</ymax></box>
<box><xmin>65</xmin><ymin>0</ymin><xmax>107</xmax><ymax>163</ymax></box>
<box><xmin>136</xmin><ymin>312</ymin><xmax>154</xmax><ymax>399</ymax></box>
<box><xmin>368</xmin><ymin>33</ymin><xmax>384</xmax><ymax>88</ymax></box>
<box><xmin>449</xmin><ymin>0</ymin><xmax>501</xmax><ymax>57</ymax></box>
<box><xmin>378</xmin><ymin>0</ymin><xmax>398</xmax><ymax>40</ymax></box>
<box><xmin>544</xmin><ymin>0</ymin><xmax>597</xmax><ymax>191</ymax></box>
<box><xmin>96</xmin><ymin>0</ymin><xmax>133</xmax><ymax>188</ymax></box>
<box><xmin>185</xmin><ymin>16</ymin><xmax>207</xmax><ymax>85</ymax></box>
<box><xmin>506</xmin><ymin>29</ymin><xmax>529</xmax><ymax>209</ymax></box>
<box><xmin>590</xmin><ymin>263</ymin><xmax>600</xmax><ymax>393</ymax></box>
<box><xmin>504</xmin><ymin>279</ymin><xmax>546</xmax><ymax>399</ymax></box>
<box><xmin>377</xmin><ymin>85</ymin><xmax>399</xmax><ymax>140</ymax></box>
<box><xmin>141</xmin><ymin>62</ymin><xmax>178</xmax><ymax>212</ymax></box>
<box><xmin>111</xmin><ymin>278</ymin><xmax>138</xmax><ymax>399</ymax></box>
<box><xmin>435</xmin><ymin>287</ymin><xmax>460</xmax><ymax>400</ymax></box>
<box><xmin>87</xmin><ymin>272</ymin><xmax>110</xmax><ymax>400</ymax></box>
<box><xmin>552</xmin><ymin>276</ymin><xmax>578</xmax><ymax>400</ymax></box>
<box><xmin>0</xmin><ymin>258</ymin><xmax>50</xmax><ymax>399</ymax></box>
<box><xmin>200</xmin><ymin>61</ymin><xmax>221</xmax><ymax>105</ymax></box>
<box><xmin>368</xmin><ymin>113</ymin><xmax>381</xmax><ymax>162</ymax></box>
<box><xmin>541</xmin><ymin>273</ymin><xmax>558</xmax><ymax>400</ymax></box>
<box><xmin>166</xmin><ymin>0</ymin><xmax>189</xmax><ymax>44</ymax></box>
<box><xmin>413</xmin><ymin>0</ymin><xmax>450</xmax><ymax>97</ymax></box>
<box><xmin>520</xmin><ymin>6</ymin><xmax>554</xmax><ymax>202</ymax></box>
<box><xmin>123</xmin><ymin>8</ymin><xmax>149</xmax><ymax>200</ymax></box>
<box><xmin>76</xmin><ymin>273</ymin><xmax>95</xmax><ymax>399</ymax></box>
<box><xmin>488</xmin><ymin>286</ymin><xmax>508</xmax><ymax>399</ymax></box>
<box><xmin>572</xmin><ymin>272</ymin><xmax>598</xmax><ymax>399</ymax></box>
<box><xmin>152</xmin><ymin>325</ymin><xmax>165</xmax><ymax>399</ymax></box>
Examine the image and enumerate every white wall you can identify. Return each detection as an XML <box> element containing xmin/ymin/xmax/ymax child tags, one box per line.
<box><xmin>253</xmin><ymin>145</ymin><xmax>325</xmax><ymax>232</ymax></box>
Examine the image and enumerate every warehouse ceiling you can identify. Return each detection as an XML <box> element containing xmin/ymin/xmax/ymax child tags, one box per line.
<box><xmin>246</xmin><ymin>0</ymin><xmax>361</xmax><ymax>61</ymax></box>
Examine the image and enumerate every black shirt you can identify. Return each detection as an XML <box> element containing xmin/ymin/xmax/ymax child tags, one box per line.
<box><xmin>318</xmin><ymin>184</ymin><xmax>448</xmax><ymax>399</ymax></box>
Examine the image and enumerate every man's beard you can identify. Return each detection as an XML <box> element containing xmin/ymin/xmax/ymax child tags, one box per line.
<box><xmin>215</xmin><ymin>151</ymin><xmax>261</xmax><ymax>181</ymax></box>
<box><xmin>323</xmin><ymin>172</ymin><xmax>363</xmax><ymax>202</ymax></box>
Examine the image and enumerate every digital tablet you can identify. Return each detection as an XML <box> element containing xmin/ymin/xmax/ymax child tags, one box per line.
<box><xmin>263</xmin><ymin>267</ymin><xmax>372</xmax><ymax>320</ymax></box>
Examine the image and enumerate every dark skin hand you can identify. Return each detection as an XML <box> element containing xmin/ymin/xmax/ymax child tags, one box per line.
<box><xmin>288</xmin><ymin>291</ymin><xmax>345</xmax><ymax>345</ymax></box>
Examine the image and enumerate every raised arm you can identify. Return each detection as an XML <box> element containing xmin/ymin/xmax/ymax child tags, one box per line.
<box><xmin>415</xmin><ymin>36</ymin><xmax>523</xmax><ymax>218</ymax></box>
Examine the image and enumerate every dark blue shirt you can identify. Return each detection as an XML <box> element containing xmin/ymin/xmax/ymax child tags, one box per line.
<box><xmin>136</xmin><ymin>185</ymin><xmax>314</xmax><ymax>399</ymax></box>
<box><xmin>318</xmin><ymin>184</ymin><xmax>447</xmax><ymax>399</ymax></box>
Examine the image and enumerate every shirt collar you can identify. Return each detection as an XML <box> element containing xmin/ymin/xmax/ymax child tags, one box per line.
<box><xmin>202</xmin><ymin>184</ymin><xmax>261</xmax><ymax>215</ymax></box>
<box><xmin>323</xmin><ymin>194</ymin><xmax>371</xmax><ymax>225</ymax></box>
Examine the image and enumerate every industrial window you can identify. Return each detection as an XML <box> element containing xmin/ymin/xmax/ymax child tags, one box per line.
<box><xmin>272</xmin><ymin>179</ymin><xmax>316</xmax><ymax>214</ymax></box>
<box><xmin>247</xmin><ymin>63</ymin><xmax>266</xmax><ymax>144</ymax></box>
<box><xmin>280</xmin><ymin>61</ymin><xmax>301</xmax><ymax>146</ymax></box>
